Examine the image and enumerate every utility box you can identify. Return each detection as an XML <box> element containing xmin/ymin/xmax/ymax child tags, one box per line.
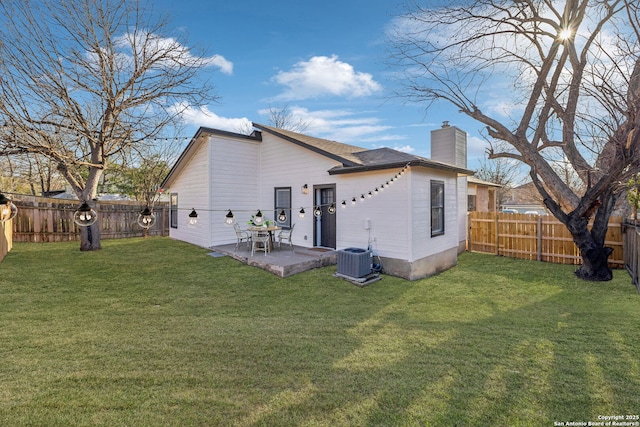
<box><xmin>337</xmin><ymin>247</ymin><xmax>372</xmax><ymax>278</ymax></box>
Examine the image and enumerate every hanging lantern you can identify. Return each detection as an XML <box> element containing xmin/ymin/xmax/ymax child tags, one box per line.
<box><xmin>0</xmin><ymin>193</ymin><xmax>18</xmax><ymax>222</ymax></box>
<box><xmin>341</xmin><ymin>200</ymin><xmax>347</xmax><ymax>208</ymax></box>
<box><xmin>298</xmin><ymin>207</ymin><xmax>306</xmax><ymax>218</ymax></box>
<box><xmin>313</xmin><ymin>206</ymin><xmax>322</xmax><ymax>217</ymax></box>
<box><xmin>360</xmin><ymin>194</ymin><xmax>366</xmax><ymax>202</ymax></box>
<box><xmin>187</xmin><ymin>208</ymin><xmax>199</xmax><ymax>226</ymax></box>
<box><xmin>277</xmin><ymin>210</ymin><xmax>287</xmax><ymax>223</ymax></box>
<box><xmin>374</xmin><ymin>187</ymin><xmax>379</xmax><ymax>195</ymax></box>
<box><xmin>367</xmin><ymin>191</ymin><xmax>373</xmax><ymax>198</ymax></box>
<box><xmin>224</xmin><ymin>209</ymin><xmax>235</xmax><ymax>226</ymax></box>
<box><xmin>137</xmin><ymin>206</ymin><xmax>156</xmax><ymax>229</ymax></box>
<box><xmin>253</xmin><ymin>210</ymin><xmax>264</xmax><ymax>225</ymax></box>
<box><xmin>351</xmin><ymin>197</ymin><xmax>356</xmax><ymax>206</ymax></box>
<box><xmin>73</xmin><ymin>202</ymin><xmax>97</xmax><ymax>227</ymax></box>
<box><xmin>328</xmin><ymin>203</ymin><xmax>336</xmax><ymax>214</ymax></box>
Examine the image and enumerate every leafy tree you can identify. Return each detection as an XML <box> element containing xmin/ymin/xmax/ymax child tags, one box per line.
<box><xmin>0</xmin><ymin>0</ymin><xmax>217</xmax><ymax>250</ymax></box>
<box><xmin>388</xmin><ymin>0</ymin><xmax>640</xmax><ymax>280</ymax></box>
<box><xmin>628</xmin><ymin>174</ymin><xmax>640</xmax><ymax>220</ymax></box>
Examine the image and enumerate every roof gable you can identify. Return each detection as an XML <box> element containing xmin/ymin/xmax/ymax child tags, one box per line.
<box><xmin>252</xmin><ymin>123</ymin><xmax>364</xmax><ymax>166</ymax></box>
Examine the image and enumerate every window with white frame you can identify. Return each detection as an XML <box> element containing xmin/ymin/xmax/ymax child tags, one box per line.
<box><xmin>274</xmin><ymin>187</ymin><xmax>292</xmax><ymax>228</ymax></box>
<box><xmin>431</xmin><ymin>181</ymin><xmax>445</xmax><ymax>236</ymax></box>
<box><xmin>170</xmin><ymin>193</ymin><xmax>178</xmax><ymax>229</ymax></box>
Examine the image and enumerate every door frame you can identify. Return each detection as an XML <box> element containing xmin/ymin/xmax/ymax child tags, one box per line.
<box><xmin>313</xmin><ymin>184</ymin><xmax>336</xmax><ymax>248</ymax></box>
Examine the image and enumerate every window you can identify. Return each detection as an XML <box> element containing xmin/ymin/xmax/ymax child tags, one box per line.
<box><xmin>431</xmin><ymin>181</ymin><xmax>444</xmax><ymax>236</ymax></box>
<box><xmin>274</xmin><ymin>187</ymin><xmax>291</xmax><ymax>228</ymax></box>
<box><xmin>468</xmin><ymin>194</ymin><xmax>476</xmax><ymax>212</ymax></box>
<box><xmin>170</xmin><ymin>193</ymin><xmax>178</xmax><ymax>229</ymax></box>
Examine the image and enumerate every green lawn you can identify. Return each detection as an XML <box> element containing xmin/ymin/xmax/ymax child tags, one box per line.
<box><xmin>1</xmin><ymin>237</ymin><xmax>639</xmax><ymax>426</ymax></box>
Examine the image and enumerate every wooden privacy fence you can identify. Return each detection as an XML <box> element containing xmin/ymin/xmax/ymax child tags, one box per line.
<box><xmin>468</xmin><ymin>212</ymin><xmax>624</xmax><ymax>268</ymax></box>
<box><xmin>0</xmin><ymin>218</ymin><xmax>12</xmax><ymax>262</ymax></box>
<box><xmin>12</xmin><ymin>196</ymin><xmax>169</xmax><ymax>243</ymax></box>
<box><xmin>623</xmin><ymin>220</ymin><xmax>640</xmax><ymax>292</ymax></box>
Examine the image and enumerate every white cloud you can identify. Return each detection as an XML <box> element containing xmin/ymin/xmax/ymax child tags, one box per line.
<box><xmin>109</xmin><ymin>31</ymin><xmax>233</xmax><ymax>75</ymax></box>
<box><xmin>174</xmin><ymin>103</ymin><xmax>251</xmax><ymax>133</ymax></box>
<box><xmin>272</xmin><ymin>55</ymin><xmax>382</xmax><ymax>100</ymax></box>
<box><xmin>204</xmin><ymin>54</ymin><xmax>233</xmax><ymax>75</ymax></box>
<box><xmin>258</xmin><ymin>105</ymin><xmax>404</xmax><ymax>144</ymax></box>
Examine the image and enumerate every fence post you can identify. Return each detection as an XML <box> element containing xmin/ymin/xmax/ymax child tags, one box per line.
<box><xmin>537</xmin><ymin>216</ymin><xmax>542</xmax><ymax>262</ymax></box>
<box><xmin>495</xmin><ymin>214</ymin><xmax>499</xmax><ymax>255</ymax></box>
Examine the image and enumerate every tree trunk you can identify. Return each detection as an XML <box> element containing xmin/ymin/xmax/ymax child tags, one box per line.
<box><xmin>566</xmin><ymin>215</ymin><xmax>613</xmax><ymax>281</ymax></box>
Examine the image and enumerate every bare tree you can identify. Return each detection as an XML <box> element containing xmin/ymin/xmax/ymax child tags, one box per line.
<box><xmin>264</xmin><ymin>104</ymin><xmax>313</xmax><ymax>133</ymax></box>
<box><xmin>388</xmin><ymin>0</ymin><xmax>640</xmax><ymax>280</ymax></box>
<box><xmin>474</xmin><ymin>153</ymin><xmax>522</xmax><ymax>206</ymax></box>
<box><xmin>0</xmin><ymin>0</ymin><xmax>218</xmax><ymax>250</ymax></box>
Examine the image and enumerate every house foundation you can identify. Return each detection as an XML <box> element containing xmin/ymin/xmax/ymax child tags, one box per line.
<box><xmin>380</xmin><ymin>247</ymin><xmax>458</xmax><ymax>281</ymax></box>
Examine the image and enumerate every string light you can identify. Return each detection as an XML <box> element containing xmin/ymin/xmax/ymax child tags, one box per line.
<box><xmin>167</xmin><ymin>163</ymin><xmax>410</xmax><ymax>227</ymax></box>
<box><xmin>225</xmin><ymin>209</ymin><xmax>235</xmax><ymax>226</ymax></box>
<box><xmin>137</xmin><ymin>206</ymin><xmax>156</xmax><ymax>229</ymax></box>
<box><xmin>187</xmin><ymin>208</ymin><xmax>198</xmax><ymax>226</ymax></box>
<box><xmin>0</xmin><ymin>193</ymin><xmax>18</xmax><ymax>222</ymax></box>
<box><xmin>253</xmin><ymin>210</ymin><xmax>264</xmax><ymax>225</ymax></box>
<box><xmin>73</xmin><ymin>202</ymin><xmax>97</xmax><ymax>227</ymax></box>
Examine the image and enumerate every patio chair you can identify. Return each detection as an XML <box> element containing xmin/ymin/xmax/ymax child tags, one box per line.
<box><xmin>234</xmin><ymin>223</ymin><xmax>251</xmax><ymax>251</ymax></box>
<box><xmin>277</xmin><ymin>223</ymin><xmax>295</xmax><ymax>249</ymax></box>
<box><xmin>251</xmin><ymin>229</ymin><xmax>271</xmax><ymax>256</ymax></box>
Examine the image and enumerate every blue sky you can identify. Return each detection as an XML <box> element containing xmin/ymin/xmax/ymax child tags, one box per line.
<box><xmin>155</xmin><ymin>0</ymin><xmax>488</xmax><ymax>170</ymax></box>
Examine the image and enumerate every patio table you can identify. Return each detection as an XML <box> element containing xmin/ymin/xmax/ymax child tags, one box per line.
<box><xmin>248</xmin><ymin>225</ymin><xmax>281</xmax><ymax>252</ymax></box>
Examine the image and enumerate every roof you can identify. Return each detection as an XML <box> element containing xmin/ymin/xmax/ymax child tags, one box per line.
<box><xmin>253</xmin><ymin>123</ymin><xmax>474</xmax><ymax>175</ymax></box>
<box><xmin>252</xmin><ymin>123</ymin><xmax>364</xmax><ymax>166</ymax></box>
<box><xmin>162</xmin><ymin>124</ymin><xmax>474</xmax><ymax>188</ymax></box>
<box><xmin>468</xmin><ymin>177</ymin><xmax>502</xmax><ymax>187</ymax></box>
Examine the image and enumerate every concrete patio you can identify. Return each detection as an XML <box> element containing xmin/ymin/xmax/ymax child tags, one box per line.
<box><xmin>208</xmin><ymin>243</ymin><xmax>337</xmax><ymax>278</ymax></box>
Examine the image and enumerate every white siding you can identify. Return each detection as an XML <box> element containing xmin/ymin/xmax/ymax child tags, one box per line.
<box><xmin>257</xmin><ymin>133</ymin><xmax>343</xmax><ymax>248</ymax></box>
<box><xmin>410</xmin><ymin>168</ymin><xmax>460</xmax><ymax>262</ymax></box>
<box><xmin>335</xmin><ymin>169</ymin><xmax>411</xmax><ymax>258</ymax></box>
<box><xmin>209</xmin><ymin>135</ymin><xmax>260</xmax><ymax>246</ymax></box>
<box><xmin>167</xmin><ymin>137</ymin><xmax>211</xmax><ymax>248</ymax></box>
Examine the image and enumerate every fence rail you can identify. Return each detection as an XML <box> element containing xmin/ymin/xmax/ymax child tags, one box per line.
<box><xmin>467</xmin><ymin>212</ymin><xmax>624</xmax><ymax>268</ymax></box>
<box><xmin>623</xmin><ymin>220</ymin><xmax>640</xmax><ymax>292</ymax></box>
<box><xmin>12</xmin><ymin>196</ymin><xmax>169</xmax><ymax>243</ymax></box>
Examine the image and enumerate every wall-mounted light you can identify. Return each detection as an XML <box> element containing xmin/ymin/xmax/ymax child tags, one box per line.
<box><xmin>301</xmin><ymin>184</ymin><xmax>309</xmax><ymax>195</ymax></box>
<box><xmin>0</xmin><ymin>193</ymin><xmax>18</xmax><ymax>222</ymax></box>
<box><xmin>137</xmin><ymin>206</ymin><xmax>156</xmax><ymax>229</ymax></box>
<box><xmin>224</xmin><ymin>209</ymin><xmax>235</xmax><ymax>226</ymax></box>
<box><xmin>74</xmin><ymin>202</ymin><xmax>97</xmax><ymax>227</ymax></box>
<box><xmin>187</xmin><ymin>208</ymin><xmax>199</xmax><ymax>226</ymax></box>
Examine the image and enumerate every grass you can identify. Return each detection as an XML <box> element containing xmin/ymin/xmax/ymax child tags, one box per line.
<box><xmin>1</xmin><ymin>237</ymin><xmax>639</xmax><ymax>426</ymax></box>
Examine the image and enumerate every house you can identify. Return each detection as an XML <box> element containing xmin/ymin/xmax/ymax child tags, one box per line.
<box><xmin>161</xmin><ymin>121</ymin><xmax>474</xmax><ymax>280</ymax></box>
<box><xmin>467</xmin><ymin>177</ymin><xmax>501</xmax><ymax>212</ymax></box>
<box><xmin>501</xmin><ymin>182</ymin><xmax>547</xmax><ymax>214</ymax></box>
